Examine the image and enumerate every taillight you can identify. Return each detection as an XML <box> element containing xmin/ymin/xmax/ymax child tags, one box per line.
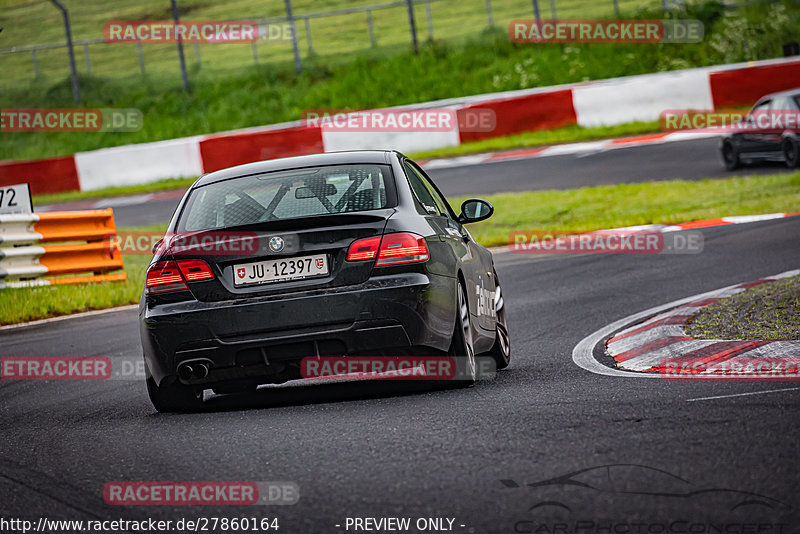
<box><xmin>376</xmin><ymin>233</ymin><xmax>429</xmax><ymax>266</ymax></box>
<box><xmin>177</xmin><ymin>259</ymin><xmax>214</xmax><ymax>281</ymax></box>
<box><xmin>346</xmin><ymin>233</ymin><xmax>429</xmax><ymax>266</ymax></box>
<box><xmin>346</xmin><ymin>236</ymin><xmax>382</xmax><ymax>261</ymax></box>
<box><xmin>146</xmin><ymin>259</ymin><xmax>214</xmax><ymax>293</ymax></box>
<box><xmin>146</xmin><ymin>261</ymin><xmax>187</xmax><ymax>293</ymax></box>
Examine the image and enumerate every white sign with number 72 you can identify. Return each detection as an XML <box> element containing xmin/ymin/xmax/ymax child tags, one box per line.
<box><xmin>0</xmin><ymin>184</ymin><xmax>32</xmax><ymax>215</ymax></box>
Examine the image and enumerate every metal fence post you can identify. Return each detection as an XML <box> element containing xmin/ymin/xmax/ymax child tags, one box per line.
<box><xmin>662</xmin><ymin>0</ymin><xmax>669</xmax><ymax>11</ymax></box>
<box><xmin>366</xmin><ymin>10</ymin><xmax>376</xmax><ymax>47</ymax></box>
<box><xmin>47</xmin><ymin>0</ymin><xmax>80</xmax><ymax>103</ymax></box>
<box><xmin>83</xmin><ymin>43</ymin><xmax>91</xmax><ymax>74</ymax></box>
<box><xmin>405</xmin><ymin>0</ymin><xmax>418</xmax><ymax>53</ymax></box>
<box><xmin>613</xmin><ymin>0</ymin><xmax>620</xmax><ymax>17</ymax></box>
<box><xmin>425</xmin><ymin>2</ymin><xmax>433</xmax><ymax>40</ymax></box>
<box><xmin>31</xmin><ymin>49</ymin><xmax>39</xmax><ymax>78</ymax></box>
<box><xmin>137</xmin><ymin>41</ymin><xmax>145</xmax><ymax>73</ymax></box>
<box><xmin>193</xmin><ymin>42</ymin><xmax>201</xmax><ymax>67</ymax></box>
<box><xmin>284</xmin><ymin>0</ymin><xmax>302</xmax><ymax>74</ymax></box>
<box><xmin>485</xmin><ymin>0</ymin><xmax>494</xmax><ymax>28</ymax></box>
<box><xmin>171</xmin><ymin>0</ymin><xmax>189</xmax><ymax>91</ymax></box>
<box><xmin>532</xmin><ymin>0</ymin><xmax>541</xmax><ymax>21</ymax></box>
<box><xmin>550</xmin><ymin>0</ymin><xmax>556</xmax><ymax>19</ymax></box>
<box><xmin>304</xmin><ymin>16</ymin><xmax>313</xmax><ymax>55</ymax></box>
<box><xmin>251</xmin><ymin>41</ymin><xmax>258</xmax><ymax>64</ymax></box>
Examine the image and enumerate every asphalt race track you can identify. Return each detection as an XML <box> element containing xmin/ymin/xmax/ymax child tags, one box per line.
<box><xmin>99</xmin><ymin>137</ymin><xmax>794</xmax><ymax>228</ymax></box>
<box><xmin>2</xmin><ymin>140</ymin><xmax>799</xmax><ymax>531</ymax></box>
<box><xmin>2</xmin><ymin>224</ymin><xmax>799</xmax><ymax>529</ymax></box>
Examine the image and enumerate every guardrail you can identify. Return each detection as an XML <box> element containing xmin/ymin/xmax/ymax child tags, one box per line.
<box><xmin>0</xmin><ymin>208</ymin><xmax>126</xmax><ymax>288</ymax></box>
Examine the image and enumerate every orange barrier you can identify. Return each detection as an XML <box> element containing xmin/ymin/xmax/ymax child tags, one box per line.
<box><xmin>0</xmin><ymin>209</ymin><xmax>126</xmax><ymax>285</ymax></box>
<box><xmin>34</xmin><ymin>209</ymin><xmax>118</xmax><ymax>243</ymax></box>
<box><xmin>40</xmin><ymin>241</ymin><xmax>124</xmax><ymax>276</ymax></box>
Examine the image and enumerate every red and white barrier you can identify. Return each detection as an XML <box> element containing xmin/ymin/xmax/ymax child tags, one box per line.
<box><xmin>2</xmin><ymin>57</ymin><xmax>799</xmax><ymax>195</ymax></box>
<box><xmin>572</xmin><ymin>68</ymin><xmax>714</xmax><ymax>127</ymax></box>
<box><xmin>75</xmin><ymin>136</ymin><xmax>204</xmax><ymax>191</ymax></box>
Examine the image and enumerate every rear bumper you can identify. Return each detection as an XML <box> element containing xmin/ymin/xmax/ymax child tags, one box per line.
<box><xmin>140</xmin><ymin>272</ymin><xmax>455</xmax><ymax>385</ymax></box>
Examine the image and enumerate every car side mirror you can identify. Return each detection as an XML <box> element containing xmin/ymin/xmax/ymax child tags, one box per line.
<box><xmin>458</xmin><ymin>198</ymin><xmax>494</xmax><ymax>224</ymax></box>
<box><xmin>152</xmin><ymin>237</ymin><xmax>164</xmax><ymax>254</ymax></box>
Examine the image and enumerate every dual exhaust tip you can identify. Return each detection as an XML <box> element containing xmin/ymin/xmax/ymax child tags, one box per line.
<box><xmin>178</xmin><ymin>362</ymin><xmax>210</xmax><ymax>381</ymax></box>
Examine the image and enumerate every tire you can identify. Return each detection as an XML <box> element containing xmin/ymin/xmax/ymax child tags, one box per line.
<box><xmin>721</xmin><ymin>141</ymin><xmax>740</xmax><ymax>171</ymax></box>
<box><xmin>488</xmin><ymin>273</ymin><xmax>511</xmax><ymax>370</ymax></box>
<box><xmin>447</xmin><ymin>281</ymin><xmax>476</xmax><ymax>387</ymax></box>
<box><xmin>146</xmin><ymin>375</ymin><xmax>204</xmax><ymax>413</ymax></box>
<box><xmin>783</xmin><ymin>138</ymin><xmax>800</xmax><ymax>168</ymax></box>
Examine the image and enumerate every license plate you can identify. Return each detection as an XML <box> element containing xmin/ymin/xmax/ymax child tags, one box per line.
<box><xmin>233</xmin><ymin>254</ymin><xmax>328</xmax><ymax>286</ymax></box>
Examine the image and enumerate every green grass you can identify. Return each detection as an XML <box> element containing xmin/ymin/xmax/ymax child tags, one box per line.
<box><xmin>0</xmin><ymin>254</ymin><xmax>149</xmax><ymax>326</ymax></box>
<box><xmin>2</xmin><ymin>0</ymin><xmax>799</xmax><ymax>162</ymax></box>
<box><xmin>0</xmin><ymin>224</ymin><xmax>167</xmax><ymax>325</ymax></box>
<box><xmin>455</xmin><ymin>171</ymin><xmax>800</xmax><ymax>247</ymax></box>
<box><xmin>3</xmin><ymin>171</ymin><xmax>798</xmax><ymax>325</ymax></box>
<box><xmin>686</xmin><ymin>275</ymin><xmax>800</xmax><ymax>340</ymax></box>
<box><xmin>0</xmin><ymin>0</ymin><xmax>665</xmax><ymax>86</ymax></box>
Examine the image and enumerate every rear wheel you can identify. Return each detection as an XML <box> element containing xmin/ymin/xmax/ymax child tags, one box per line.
<box><xmin>488</xmin><ymin>274</ymin><xmax>511</xmax><ymax>370</ymax></box>
<box><xmin>146</xmin><ymin>376</ymin><xmax>204</xmax><ymax>413</ymax></box>
<box><xmin>448</xmin><ymin>281</ymin><xmax>476</xmax><ymax>386</ymax></box>
<box><xmin>722</xmin><ymin>141</ymin><xmax>740</xmax><ymax>170</ymax></box>
<box><xmin>783</xmin><ymin>138</ymin><xmax>800</xmax><ymax>168</ymax></box>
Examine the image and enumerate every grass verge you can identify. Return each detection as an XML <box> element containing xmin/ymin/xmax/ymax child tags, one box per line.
<box><xmin>33</xmin><ymin>177</ymin><xmax>196</xmax><ymax>206</ymax></box>
<box><xmin>410</xmin><ymin>121</ymin><xmax>661</xmax><ymax>160</ymax></box>
<box><xmin>686</xmin><ymin>275</ymin><xmax>800</xmax><ymax>340</ymax></box>
<box><xmin>2</xmin><ymin>171</ymin><xmax>798</xmax><ymax>325</ymax></box>
<box><xmin>0</xmin><ymin>225</ymin><xmax>166</xmax><ymax>326</ymax></box>
<box><xmin>457</xmin><ymin>171</ymin><xmax>800</xmax><ymax>247</ymax></box>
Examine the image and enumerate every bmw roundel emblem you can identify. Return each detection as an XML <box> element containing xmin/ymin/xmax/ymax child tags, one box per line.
<box><xmin>268</xmin><ymin>236</ymin><xmax>285</xmax><ymax>252</ymax></box>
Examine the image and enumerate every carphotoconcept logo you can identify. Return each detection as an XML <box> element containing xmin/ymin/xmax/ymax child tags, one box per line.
<box><xmin>509</xmin><ymin>19</ymin><xmax>703</xmax><ymax>43</ymax></box>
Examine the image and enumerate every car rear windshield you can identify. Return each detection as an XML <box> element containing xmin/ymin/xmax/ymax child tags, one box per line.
<box><xmin>178</xmin><ymin>164</ymin><xmax>394</xmax><ymax>231</ymax></box>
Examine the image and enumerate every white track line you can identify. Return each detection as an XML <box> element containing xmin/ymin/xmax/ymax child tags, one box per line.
<box><xmin>571</xmin><ymin>269</ymin><xmax>799</xmax><ymax>379</ymax></box>
<box><xmin>686</xmin><ymin>387</ymin><xmax>800</xmax><ymax>402</ymax></box>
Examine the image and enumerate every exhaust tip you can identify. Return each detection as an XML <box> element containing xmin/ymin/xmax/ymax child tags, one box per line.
<box><xmin>193</xmin><ymin>363</ymin><xmax>209</xmax><ymax>379</ymax></box>
<box><xmin>178</xmin><ymin>364</ymin><xmax>193</xmax><ymax>381</ymax></box>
